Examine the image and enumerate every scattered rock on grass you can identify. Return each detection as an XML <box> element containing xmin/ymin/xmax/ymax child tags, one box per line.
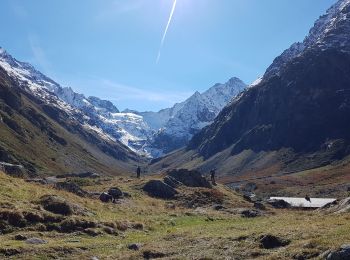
<box><xmin>108</xmin><ymin>187</ymin><xmax>123</xmax><ymax>200</ymax></box>
<box><xmin>55</xmin><ymin>182</ymin><xmax>88</xmax><ymax>197</ymax></box>
<box><xmin>143</xmin><ymin>250</ymin><xmax>167</xmax><ymax>259</ymax></box>
<box><xmin>241</xmin><ymin>209</ymin><xmax>261</xmax><ymax>218</ymax></box>
<box><xmin>84</xmin><ymin>228</ymin><xmax>102</xmax><ymax>237</ymax></box>
<box><xmin>14</xmin><ymin>234</ymin><xmax>27</xmax><ymax>241</ymax></box>
<box><xmin>267</xmin><ymin>199</ymin><xmax>291</xmax><ymax>209</ymax></box>
<box><xmin>132</xmin><ymin>223</ymin><xmax>144</xmax><ymax>230</ymax></box>
<box><xmin>213</xmin><ymin>204</ymin><xmax>226</xmax><ymax>211</ymax></box>
<box><xmin>128</xmin><ymin>243</ymin><xmax>142</xmax><ymax>251</ymax></box>
<box><xmin>39</xmin><ymin>195</ymin><xmax>74</xmax><ymax>216</ymax></box>
<box><xmin>327</xmin><ymin>244</ymin><xmax>350</xmax><ymax>260</ymax></box>
<box><xmin>103</xmin><ymin>226</ymin><xmax>117</xmax><ymax>235</ymax></box>
<box><xmin>0</xmin><ymin>248</ymin><xmax>21</xmax><ymax>256</ymax></box>
<box><xmin>23</xmin><ymin>212</ymin><xmax>44</xmax><ymax>223</ymax></box>
<box><xmin>254</xmin><ymin>202</ymin><xmax>266</xmax><ymax>210</ymax></box>
<box><xmin>116</xmin><ymin>221</ymin><xmax>129</xmax><ymax>232</ymax></box>
<box><xmin>60</xmin><ymin>218</ymin><xmax>97</xmax><ymax>233</ymax></box>
<box><xmin>259</xmin><ymin>234</ymin><xmax>290</xmax><ymax>249</ymax></box>
<box><xmin>99</xmin><ymin>192</ymin><xmax>113</xmax><ymax>203</ymax></box>
<box><xmin>25</xmin><ymin>238</ymin><xmax>47</xmax><ymax>245</ymax></box>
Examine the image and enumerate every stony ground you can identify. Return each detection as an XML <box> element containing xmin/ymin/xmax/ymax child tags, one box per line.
<box><xmin>0</xmin><ymin>171</ymin><xmax>349</xmax><ymax>260</ymax></box>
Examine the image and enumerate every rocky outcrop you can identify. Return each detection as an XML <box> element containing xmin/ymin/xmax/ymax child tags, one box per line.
<box><xmin>143</xmin><ymin>180</ymin><xmax>178</xmax><ymax>199</ymax></box>
<box><xmin>321</xmin><ymin>197</ymin><xmax>350</xmax><ymax>213</ymax></box>
<box><xmin>54</xmin><ymin>182</ymin><xmax>88</xmax><ymax>197</ymax></box>
<box><xmin>327</xmin><ymin>244</ymin><xmax>350</xmax><ymax>260</ymax></box>
<box><xmin>167</xmin><ymin>169</ymin><xmax>212</xmax><ymax>188</ymax></box>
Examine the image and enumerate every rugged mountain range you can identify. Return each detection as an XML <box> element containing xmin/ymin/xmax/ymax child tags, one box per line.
<box><xmin>0</xmin><ymin>47</ymin><xmax>246</xmax><ymax>162</ymax></box>
<box><xmin>151</xmin><ymin>0</ymin><xmax>350</xmax><ymax>179</ymax></box>
<box><xmin>139</xmin><ymin>77</ymin><xmax>246</xmax><ymax>157</ymax></box>
<box><xmin>0</xmin><ymin>49</ymin><xmax>146</xmax><ymax>176</ymax></box>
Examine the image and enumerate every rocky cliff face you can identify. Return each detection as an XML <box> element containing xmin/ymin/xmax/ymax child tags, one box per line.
<box><xmin>152</xmin><ymin>0</ymin><xmax>350</xmax><ymax>176</ymax></box>
<box><xmin>189</xmin><ymin>0</ymin><xmax>350</xmax><ymax>159</ymax></box>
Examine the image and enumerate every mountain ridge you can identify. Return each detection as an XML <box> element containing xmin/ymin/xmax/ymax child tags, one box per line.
<box><xmin>150</xmin><ymin>0</ymin><xmax>350</xmax><ymax>179</ymax></box>
<box><xmin>0</xmin><ymin>47</ymin><xmax>246</xmax><ymax>158</ymax></box>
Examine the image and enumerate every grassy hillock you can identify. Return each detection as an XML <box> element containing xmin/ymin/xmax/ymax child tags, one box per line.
<box><xmin>0</xmin><ymin>171</ymin><xmax>350</xmax><ymax>259</ymax></box>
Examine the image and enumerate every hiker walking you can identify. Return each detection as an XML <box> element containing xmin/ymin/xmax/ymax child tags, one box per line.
<box><xmin>210</xmin><ymin>168</ymin><xmax>216</xmax><ymax>185</ymax></box>
<box><xmin>136</xmin><ymin>166</ymin><xmax>141</xmax><ymax>178</ymax></box>
<box><xmin>305</xmin><ymin>195</ymin><xmax>311</xmax><ymax>203</ymax></box>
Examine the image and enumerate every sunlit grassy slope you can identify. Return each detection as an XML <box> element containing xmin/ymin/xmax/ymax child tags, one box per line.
<box><xmin>0</xmin><ymin>171</ymin><xmax>349</xmax><ymax>259</ymax></box>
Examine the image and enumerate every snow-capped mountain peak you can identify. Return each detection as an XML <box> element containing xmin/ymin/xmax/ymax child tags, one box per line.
<box><xmin>265</xmin><ymin>0</ymin><xmax>350</xmax><ymax>79</ymax></box>
<box><xmin>146</xmin><ymin>77</ymin><xmax>247</xmax><ymax>156</ymax></box>
<box><xmin>0</xmin><ymin>47</ymin><xmax>246</xmax><ymax>158</ymax></box>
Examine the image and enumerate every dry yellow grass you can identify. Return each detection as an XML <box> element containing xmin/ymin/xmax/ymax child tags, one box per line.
<box><xmin>0</xmin><ymin>171</ymin><xmax>350</xmax><ymax>259</ymax></box>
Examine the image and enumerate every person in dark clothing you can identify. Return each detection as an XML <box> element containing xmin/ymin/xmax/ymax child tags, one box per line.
<box><xmin>210</xmin><ymin>169</ymin><xmax>216</xmax><ymax>185</ymax></box>
<box><xmin>305</xmin><ymin>195</ymin><xmax>311</xmax><ymax>203</ymax></box>
<box><xmin>136</xmin><ymin>166</ymin><xmax>141</xmax><ymax>178</ymax></box>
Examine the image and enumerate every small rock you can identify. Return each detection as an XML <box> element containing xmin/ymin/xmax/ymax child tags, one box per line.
<box><xmin>116</xmin><ymin>221</ymin><xmax>129</xmax><ymax>232</ymax></box>
<box><xmin>267</xmin><ymin>199</ymin><xmax>291</xmax><ymax>209</ymax></box>
<box><xmin>143</xmin><ymin>250</ymin><xmax>167</xmax><ymax>259</ymax></box>
<box><xmin>165</xmin><ymin>203</ymin><xmax>176</xmax><ymax>209</ymax></box>
<box><xmin>241</xmin><ymin>209</ymin><xmax>261</xmax><ymax>218</ymax></box>
<box><xmin>55</xmin><ymin>182</ymin><xmax>88</xmax><ymax>197</ymax></box>
<box><xmin>259</xmin><ymin>234</ymin><xmax>290</xmax><ymax>249</ymax></box>
<box><xmin>103</xmin><ymin>226</ymin><xmax>117</xmax><ymax>235</ymax></box>
<box><xmin>108</xmin><ymin>187</ymin><xmax>123</xmax><ymax>200</ymax></box>
<box><xmin>327</xmin><ymin>244</ymin><xmax>350</xmax><ymax>260</ymax></box>
<box><xmin>123</xmin><ymin>192</ymin><xmax>131</xmax><ymax>198</ymax></box>
<box><xmin>213</xmin><ymin>204</ymin><xmax>225</xmax><ymax>211</ymax></box>
<box><xmin>243</xmin><ymin>193</ymin><xmax>256</xmax><ymax>202</ymax></box>
<box><xmin>25</xmin><ymin>238</ymin><xmax>47</xmax><ymax>245</ymax></box>
<box><xmin>99</xmin><ymin>192</ymin><xmax>113</xmax><ymax>203</ymax></box>
<box><xmin>132</xmin><ymin>223</ymin><xmax>144</xmax><ymax>230</ymax></box>
<box><xmin>254</xmin><ymin>202</ymin><xmax>266</xmax><ymax>210</ymax></box>
<box><xmin>128</xmin><ymin>243</ymin><xmax>142</xmax><ymax>251</ymax></box>
<box><xmin>14</xmin><ymin>234</ymin><xmax>27</xmax><ymax>241</ymax></box>
<box><xmin>0</xmin><ymin>248</ymin><xmax>21</xmax><ymax>256</ymax></box>
<box><xmin>84</xmin><ymin>228</ymin><xmax>101</xmax><ymax>237</ymax></box>
<box><xmin>241</xmin><ymin>182</ymin><xmax>257</xmax><ymax>193</ymax></box>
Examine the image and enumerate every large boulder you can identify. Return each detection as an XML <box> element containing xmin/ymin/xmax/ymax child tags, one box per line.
<box><xmin>99</xmin><ymin>192</ymin><xmax>113</xmax><ymax>203</ymax></box>
<box><xmin>39</xmin><ymin>195</ymin><xmax>88</xmax><ymax>216</ymax></box>
<box><xmin>54</xmin><ymin>182</ymin><xmax>88</xmax><ymax>197</ymax></box>
<box><xmin>163</xmin><ymin>176</ymin><xmax>182</xmax><ymax>188</ymax></box>
<box><xmin>39</xmin><ymin>195</ymin><xmax>73</xmax><ymax>215</ymax></box>
<box><xmin>327</xmin><ymin>245</ymin><xmax>350</xmax><ymax>260</ymax></box>
<box><xmin>321</xmin><ymin>198</ymin><xmax>348</xmax><ymax>214</ymax></box>
<box><xmin>167</xmin><ymin>169</ymin><xmax>212</xmax><ymax>188</ymax></box>
<box><xmin>143</xmin><ymin>180</ymin><xmax>178</xmax><ymax>199</ymax></box>
<box><xmin>108</xmin><ymin>187</ymin><xmax>123</xmax><ymax>200</ymax></box>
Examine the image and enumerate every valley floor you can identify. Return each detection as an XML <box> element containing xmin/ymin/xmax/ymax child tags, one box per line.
<box><xmin>0</xmin><ymin>171</ymin><xmax>349</xmax><ymax>259</ymax></box>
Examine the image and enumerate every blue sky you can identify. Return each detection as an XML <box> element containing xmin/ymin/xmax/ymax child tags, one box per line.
<box><xmin>0</xmin><ymin>0</ymin><xmax>337</xmax><ymax>111</ymax></box>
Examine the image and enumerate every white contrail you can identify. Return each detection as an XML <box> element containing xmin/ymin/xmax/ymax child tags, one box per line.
<box><xmin>156</xmin><ymin>0</ymin><xmax>177</xmax><ymax>64</ymax></box>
